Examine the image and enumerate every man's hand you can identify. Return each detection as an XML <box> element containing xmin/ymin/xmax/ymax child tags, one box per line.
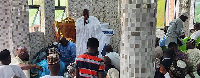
<box><xmin>35</xmin><ymin>65</ymin><xmax>43</xmax><ymax>72</ymax></box>
<box><xmin>159</xmin><ymin>64</ymin><xmax>167</xmax><ymax>75</ymax></box>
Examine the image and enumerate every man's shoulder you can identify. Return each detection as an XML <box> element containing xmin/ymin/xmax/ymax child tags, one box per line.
<box><xmin>68</xmin><ymin>41</ymin><xmax>76</xmax><ymax>47</ymax></box>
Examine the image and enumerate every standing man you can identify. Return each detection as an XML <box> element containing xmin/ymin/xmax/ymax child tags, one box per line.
<box><xmin>75</xmin><ymin>5</ymin><xmax>107</xmax><ymax>58</ymax></box>
<box><xmin>165</xmin><ymin>13</ymin><xmax>188</xmax><ymax>48</ymax></box>
<box><xmin>57</xmin><ymin>37</ymin><xmax>76</xmax><ymax>67</ymax></box>
<box><xmin>10</xmin><ymin>46</ymin><xmax>43</xmax><ymax>78</ymax></box>
<box><xmin>75</xmin><ymin>37</ymin><xmax>105</xmax><ymax>78</ymax></box>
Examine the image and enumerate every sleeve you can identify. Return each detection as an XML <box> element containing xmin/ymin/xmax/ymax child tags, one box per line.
<box><xmin>164</xmin><ymin>72</ymin><xmax>171</xmax><ymax>78</ymax></box>
<box><xmin>75</xmin><ymin>58</ymin><xmax>79</xmax><ymax>68</ymax></box>
<box><xmin>70</xmin><ymin>44</ymin><xmax>76</xmax><ymax>63</ymax></box>
<box><xmin>175</xmin><ymin>20</ymin><xmax>183</xmax><ymax>36</ymax></box>
<box><xmin>98</xmin><ymin>60</ymin><xmax>105</xmax><ymax>73</ymax></box>
<box><xmin>17</xmin><ymin>66</ymin><xmax>27</xmax><ymax>78</ymax></box>
<box><xmin>57</xmin><ymin>44</ymin><xmax>61</xmax><ymax>52</ymax></box>
<box><xmin>191</xmin><ymin>31</ymin><xmax>200</xmax><ymax>40</ymax></box>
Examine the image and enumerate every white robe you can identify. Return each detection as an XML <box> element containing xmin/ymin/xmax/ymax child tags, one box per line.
<box><xmin>76</xmin><ymin>16</ymin><xmax>107</xmax><ymax>58</ymax></box>
<box><xmin>40</xmin><ymin>75</ymin><xmax>64</xmax><ymax>78</ymax></box>
<box><xmin>190</xmin><ymin>30</ymin><xmax>200</xmax><ymax>40</ymax></box>
<box><xmin>0</xmin><ymin>65</ymin><xmax>27</xmax><ymax>78</ymax></box>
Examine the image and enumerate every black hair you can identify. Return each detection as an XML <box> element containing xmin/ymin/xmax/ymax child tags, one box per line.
<box><xmin>168</xmin><ymin>42</ymin><xmax>178</xmax><ymax>49</ymax></box>
<box><xmin>87</xmin><ymin>37</ymin><xmax>99</xmax><ymax>49</ymax></box>
<box><xmin>0</xmin><ymin>49</ymin><xmax>10</xmax><ymax>61</ymax></box>
<box><xmin>163</xmin><ymin>48</ymin><xmax>176</xmax><ymax>57</ymax></box>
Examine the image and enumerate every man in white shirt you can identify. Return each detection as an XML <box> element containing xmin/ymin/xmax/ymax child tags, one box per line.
<box><xmin>165</xmin><ymin>13</ymin><xmax>188</xmax><ymax>48</ymax></box>
<box><xmin>10</xmin><ymin>46</ymin><xmax>43</xmax><ymax>78</ymax></box>
<box><xmin>76</xmin><ymin>5</ymin><xmax>107</xmax><ymax>58</ymax></box>
<box><xmin>0</xmin><ymin>49</ymin><xmax>26</xmax><ymax>78</ymax></box>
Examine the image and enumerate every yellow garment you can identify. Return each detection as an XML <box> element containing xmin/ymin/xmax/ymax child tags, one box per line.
<box><xmin>10</xmin><ymin>56</ymin><xmax>30</xmax><ymax>78</ymax></box>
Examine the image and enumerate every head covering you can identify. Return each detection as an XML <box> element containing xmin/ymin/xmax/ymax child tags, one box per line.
<box><xmin>67</xmin><ymin>62</ymin><xmax>76</xmax><ymax>73</ymax></box>
<box><xmin>181</xmin><ymin>13</ymin><xmax>188</xmax><ymax>18</ymax></box>
<box><xmin>169</xmin><ymin>59</ymin><xmax>189</xmax><ymax>77</ymax></box>
<box><xmin>47</xmin><ymin>48</ymin><xmax>59</xmax><ymax>65</ymax></box>
<box><xmin>107</xmin><ymin>68</ymin><xmax>119</xmax><ymax>78</ymax></box>
<box><xmin>47</xmin><ymin>54</ymin><xmax>59</xmax><ymax>65</ymax></box>
<box><xmin>18</xmin><ymin>46</ymin><xmax>23</xmax><ymax>50</ymax></box>
<box><xmin>83</xmin><ymin>5</ymin><xmax>89</xmax><ymax>10</ymax></box>
<box><xmin>105</xmin><ymin>52</ymin><xmax>120</xmax><ymax>70</ymax></box>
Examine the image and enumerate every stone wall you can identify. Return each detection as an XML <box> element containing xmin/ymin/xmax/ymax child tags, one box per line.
<box><xmin>68</xmin><ymin>0</ymin><xmax>121</xmax><ymax>53</ymax></box>
<box><xmin>0</xmin><ymin>0</ymin><xmax>30</xmax><ymax>58</ymax></box>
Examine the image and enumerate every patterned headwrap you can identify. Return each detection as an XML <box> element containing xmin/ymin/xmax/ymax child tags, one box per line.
<box><xmin>169</xmin><ymin>59</ymin><xmax>194</xmax><ymax>77</ymax></box>
<box><xmin>47</xmin><ymin>48</ymin><xmax>59</xmax><ymax>65</ymax></box>
<box><xmin>67</xmin><ymin>62</ymin><xmax>76</xmax><ymax>74</ymax></box>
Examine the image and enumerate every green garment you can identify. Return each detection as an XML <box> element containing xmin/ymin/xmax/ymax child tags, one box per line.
<box><xmin>179</xmin><ymin>37</ymin><xmax>200</xmax><ymax>52</ymax></box>
<box><xmin>179</xmin><ymin>37</ymin><xmax>191</xmax><ymax>52</ymax></box>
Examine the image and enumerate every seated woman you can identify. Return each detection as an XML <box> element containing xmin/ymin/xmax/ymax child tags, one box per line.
<box><xmin>159</xmin><ymin>59</ymin><xmax>194</xmax><ymax>78</ymax></box>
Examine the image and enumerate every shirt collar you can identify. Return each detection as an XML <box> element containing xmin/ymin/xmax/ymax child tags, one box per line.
<box><xmin>85</xmin><ymin>52</ymin><xmax>97</xmax><ymax>56</ymax></box>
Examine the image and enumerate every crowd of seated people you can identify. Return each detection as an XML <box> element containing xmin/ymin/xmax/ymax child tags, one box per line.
<box><xmin>154</xmin><ymin>22</ymin><xmax>200</xmax><ymax>78</ymax></box>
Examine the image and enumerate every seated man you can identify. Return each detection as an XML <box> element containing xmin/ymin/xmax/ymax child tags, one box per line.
<box><xmin>168</xmin><ymin>42</ymin><xmax>188</xmax><ymax>60</ymax></box>
<box><xmin>104</xmin><ymin>45</ymin><xmax>120</xmax><ymax>71</ymax></box>
<box><xmin>40</xmin><ymin>53</ymin><xmax>64</xmax><ymax>78</ymax></box>
<box><xmin>37</xmin><ymin>48</ymin><xmax>65</xmax><ymax>77</ymax></box>
<box><xmin>10</xmin><ymin>46</ymin><xmax>43</xmax><ymax>78</ymax></box>
<box><xmin>0</xmin><ymin>49</ymin><xmax>26</xmax><ymax>78</ymax></box>
<box><xmin>57</xmin><ymin>37</ymin><xmax>76</xmax><ymax>67</ymax></box>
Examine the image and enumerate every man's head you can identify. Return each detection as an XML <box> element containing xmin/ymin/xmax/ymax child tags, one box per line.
<box><xmin>87</xmin><ymin>37</ymin><xmax>99</xmax><ymax>55</ymax></box>
<box><xmin>163</xmin><ymin>48</ymin><xmax>176</xmax><ymax>59</ymax></box>
<box><xmin>168</xmin><ymin>42</ymin><xmax>178</xmax><ymax>52</ymax></box>
<box><xmin>164</xmin><ymin>26</ymin><xmax>169</xmax><ymax>34</ymax></box>
<box><xmin>155</xmin><ymin>37</ymin><xmax>160</xmax><ymax>47</ymax></box>
<box><xmin>47</xmin><ymin>54</ymin><xmax>60</xmax><ymax>75</ymax></box>
<box><xmin>83</xmin><ymin>5</ymin><xmax>89</xmax><ymax>18</ymax></box>
<box><xmin>106</xmin><ymin>45</ymin><xmax>113</xmax><ymax>53</ymax></box>
<box><xmin>17</xmin><ymin>46</ymin><xmax>29</xmax><ymax>61</ymax></box>
<box><xmin>179</xmin><ymin>13</ymin><xmax>188</xmax><ymax>22</ymax></box>
<box><xmin>186</xmin><ymin>39</ymin><xmax>196</xmax><ymax>50</ymax></box>
<box><xmin>59</xmin><ymin>37</ymin><xmax>68</xmax><ymax>47</ymax></box>
<box><xmin>194</xmin><ymin>23</ymin><xmax>200</xmax><ymax>31</ymax></box>
<box><xmin>0</xmin><ymin>49</ymin><xmax>11</xmax><ymax>65</ymax></box>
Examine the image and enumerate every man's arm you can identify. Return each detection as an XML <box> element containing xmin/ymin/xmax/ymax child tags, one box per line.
<box><xmin>18</xmin><ymin>64</ymin><xmax>43</xmax><ymax>72</ymax></box>
<box><xmin>70</xmin><ymin>44</ymin><xmax>76</xmax><ymax>63</ymax></box>
<box><xmin>98</xmin><ymin>60</ymin><xmax>105</xmax><ymax>78</ymax></box>
<box><xmin>175</xmin><ymin>21</ymin><xmax>183</xmax><ymax>37</ymax></box>
<box><xmin>75</xmin><ymin>68</ymin><xmax>79</xmax><ymax>78</ymax></box>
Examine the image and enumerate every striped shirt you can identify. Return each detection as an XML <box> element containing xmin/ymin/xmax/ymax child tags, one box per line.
<box><xmin>75</xmin><ymin>53</ymin><xmax>105</xmax><ymax>78</ymax></box>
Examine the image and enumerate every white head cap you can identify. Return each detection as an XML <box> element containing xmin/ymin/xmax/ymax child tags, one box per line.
<box><xmin>18</xmin><ymin>46</ymin><xmax>23</xmax><ymax>50</ymax></box>
<box><xmin>83</xmin><ymin>5</ymin><xmax>89</xmax><ymax>10</ymax></box>
<box><xmin>181</xmin><ymin>13</ymin><xmax>188</xmax><ymax>17</ymax></box>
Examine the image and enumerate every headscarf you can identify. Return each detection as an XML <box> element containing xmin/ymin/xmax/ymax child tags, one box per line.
<box><xmin>169</xmin><ymin>59</ymin><xmax>194</xmax><ymax>77</ymax></box>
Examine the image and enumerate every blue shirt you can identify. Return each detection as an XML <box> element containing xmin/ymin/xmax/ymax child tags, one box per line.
<box><xmin>159</xmin><ymin>35</ymin><xmax>166</xmax><ymax>47</ymax></box>
<box><xmin>57</xmin><ymin>41</ymin><xmax>76</xmax><ymax>66</ymax></box>
<box><xmin>37</xmin><ymin>59</ymin><xmax>65</xmax><ymax>77</ymax></box>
